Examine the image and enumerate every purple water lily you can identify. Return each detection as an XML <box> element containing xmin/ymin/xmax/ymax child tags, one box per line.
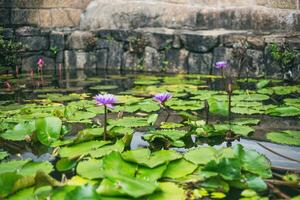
<box><xmin>154</xmin><ymin>92</ymin><xmax>172</xmax><ymax>104</ymax></box>
<box><xmin>215</xmin><ymin>61</ymin><xmax>228</xmax><ymax>69</ymax></box>
<box><xmin>95</xmin><ymin>94</ymin><xmax>117</xmax><ymax>109</ymax></box>
<box><xmin>94</xmin><ymin>93</ymin><xmax>117</xmax><ymax>140</ymax></box>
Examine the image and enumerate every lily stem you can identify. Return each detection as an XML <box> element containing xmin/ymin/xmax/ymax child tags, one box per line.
<box><xmin>104</xmin><ymin>105</ymin><xmax>107</xmax><ymax>140</ymax></box>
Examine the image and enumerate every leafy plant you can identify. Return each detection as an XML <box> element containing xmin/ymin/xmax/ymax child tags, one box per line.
<box><xmin>0</xmin><ymin>28</ymin><xmax>23</xmax><ymax>73</ymax></box>
<box><xmin>267</xmin><ymin>43</ymin><xmax>297</xmax><ymax>80</ymax></box>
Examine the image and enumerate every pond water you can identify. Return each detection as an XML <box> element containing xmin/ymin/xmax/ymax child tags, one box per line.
<box><xmin>0</xmin><ymin>69</ymin><xmax>300</xmax><ymax>199</ymax></box>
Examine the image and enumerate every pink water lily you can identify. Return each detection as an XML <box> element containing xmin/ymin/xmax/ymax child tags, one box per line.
<box><xmin>37</xmin><ymin>58</ymin><xmax>44</xmax><ymax>70</ymax></box>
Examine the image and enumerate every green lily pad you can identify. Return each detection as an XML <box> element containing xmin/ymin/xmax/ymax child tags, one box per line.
<box><xmin>36</xmin><ymin>117</ymin><xmax>62</xmax><ymax>146</ymax></box>
<box><xmin>184</xmin><ymin>147</ymin><xmax>217</xmax><ymax>165</ymax></box>
<box><xmin>266</xmin><ymin>130</ymin><xmax>300</xmax><ymax>146</ymax></box>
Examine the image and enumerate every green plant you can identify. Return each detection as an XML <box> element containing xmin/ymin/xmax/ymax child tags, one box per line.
<box><xmin>50</xmin><ymin>46</ymin><xmax>59</xmax><ymax>57</ymax></box>
<box><xmin>0</xmin><ymin>28</ymin><xmax>23</xmax><ymax>73</ymax></box>
<box><xmin>267</xmin><ymin>43</ymin><xmax>297</xmax><ymax>80</ymax></box>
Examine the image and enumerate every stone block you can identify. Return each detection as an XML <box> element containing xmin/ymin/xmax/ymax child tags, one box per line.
<box><xmin>11</xmin><ymin>9</ymin><xmax>28</xmax><ymax>25</ymax></box>
<box><xmin>64</xmin><ymin>50</ymin><xmax>96</xmax><ymax>70</ymax></box>
<box><xmin>164</xmin><ymin>48</ymin><xmax>189</xmax><ymax>73</ymax></box>
<box><xmin>19</xmin><ymin>36</ymin><xmax>48</xmax><ymax>51</ymax></box>
<box><xmin>0</xmin><ymin>9</ymin><xmax>10</xmax><ymax>25</ymax></box>
<box><xmin>50</xmin><ymin>31</ymin><xmax>65</xmax><ymax>50</ymax></box>
<box><xmin>143</xmin><ymin>32</ymin><xmax>174</xmax><ymax>50</ymax></box>
<box><xmin>246</xmin><ymin>49</ymin><xmax>265</xmax><ymax>77</ymax></box>
<box><xmin>188</xmin><ymin>52</ymin><xmax>212</xmax><ymax>74</ymax></box>
<box><xmin>123</xmin><ymin>51</ymin><xmax>141</xmax><ymax>71</ymax></box>
<box><xmin>22</xmin><ymin>55</ymin><xmax>55</xmax><ymax>72</ymax></box>
<box><xmin>144</xmin><ymin>46</ymin><xmax>163</xmax><ymax>72</ymax></box>
<box><xmin>181</xmin><ymin>32</ymin><xmax>219</xmax><ymax>53</ymax></box>
<box><xmin>96</xmin><ymin>49</ymin><xmax>108</xmax><ymax>69</ymax></box>
<box><xmin>51</xmin><ymin>8</ymin><xmax>81</xmax><ymax>27</ymax></box>
<box><xmin>16</xmin><ymin>26</ymin><xmax>41</xmax><ymax>36</ymax></box>
<box><xmin>67</xmin><ymin>31</ymin><xmax>95</xmax><ymax>50</ymax></box>
<box><xmin>106</xmin><ymin>41</ymin><xmax>123</xmax><ymax>70</ymax></box>
<box><xmin>38</xmin><ymin>9</ymin><xmax>52</xmax><ymax>27</ymax></box>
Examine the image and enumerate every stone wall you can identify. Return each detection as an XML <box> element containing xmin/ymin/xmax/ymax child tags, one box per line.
<box><xmin>6</xmin><ymin>27</ymin><xmax>299</xmax><ymax>77</ymax></box>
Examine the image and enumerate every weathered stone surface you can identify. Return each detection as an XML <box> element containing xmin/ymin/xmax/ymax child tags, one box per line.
<box><xmin>143</xmin><ymin>31</ymin><xmax>174</xmax><ymax>50</ymax></box>
<box><xmin>247</xmin><ymin>36</ymin><xmax>265</xmax><ymax>50</ymax></box>
<box><xmin>51</xmin><ymin>8</ymin><xmax>82</xmax><ymax>27</ymax></box>
<box><xmin>38</xmin><ymin>9</ymin><xmax>52</xmax><ymax>27</ymax></box>
<box><xmin>246</xmin><ymin>49</ymin><xmax>265</xmax><ymax>76</ymax></box>
<box><xmin>19</xmin><ymin>36</ymin><xmax>48</xmax><ymax>51</ymax></box>
<box><xmin>144</xmin><ymin>46</ymin><xmax>163</xmax><ymax>72</ymax></box>
<box><xmin>123</xmin><ymin>52</ymin><xmax>141</xmax><ymax>71</ymax></box>
<box><xmin>22</xmin><ymin>55</ymin><xmax>55</xmax><ymax>71</ymax></box>
<box><xmin>96</xmin><ymin>49</ymin><xmax>108</xmax><ymax>69</ymax></box>
<box><xmin>67</xmin><ymin>31</ymin><xmax>95</xmax><ymax>50</ymax></box>
<box><xmin>106</xmin><ymin>41</ymin><xmax>123</xmax><ymax>70</ymax></box>
<box><xmin>50</xmin><ymin>31</ymin><xmax>65</xmax><ymax>50</ymax></box>
<box><xmin>181</xmin><ymin>32</ymin><xmax>219</xmax><ymax>53</ymax></box>
<box><xmin>0</xmin><ymin>8</ymin><xmax>10</xmax><ymax>25</ymax></box>
<box><xmin>16</xmin><ymin>26</ymin><xmax>41</xmax><ymax>36</ymax></box>
<box><xmin>64</xmin><ymin>50</ymin><xmax>96</xmax><ymax>70</ymax></box>
<box><xmin>81</xmin><ymin>1</ymin><xmax>300</xmax><ymax>31</ymax></box>
<box><xmin>164</xmin><ymin>48</ymin><xmax>189</xmax><ymax>73</ymax></box>
<box><xmin>188</xmin><ymin>52</ymin><xmax>212</xmax><ymax>74</ymax></box>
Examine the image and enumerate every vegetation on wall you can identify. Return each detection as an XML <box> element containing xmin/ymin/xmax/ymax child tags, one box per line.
<box><xmin>0</xmin><ymin>28</ymin><xmax>23</xmax><ymax>73</ymax></box>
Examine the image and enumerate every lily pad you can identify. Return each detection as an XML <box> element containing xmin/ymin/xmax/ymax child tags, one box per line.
<box><xmin>266</xmin><ymin>130</ymin><xmax>300</xmax><ymax>146</ymax></box>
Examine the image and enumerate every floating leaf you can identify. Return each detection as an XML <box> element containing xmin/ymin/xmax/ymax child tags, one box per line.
<box><xmin>148</xmin><ymin>182</ymin><xmax>185</xmax><ymax>200</ymax></box>
<box><xmin>163</xmin><ymin>159</ymin><xmax>197</xmax><ymax>178</ymax></box>
<box><xmin>59</xmin><ymin>140</ymin><xmax>110</xmax><ymax>158</ymax></box>
<box><xmin>1</xmin><ymin>121</ymin><xmax>35</xmax><ymax>141</ymax></box>
<box><xmin>184</xmin><ymin>147</ymin><xmax>217</xmax><ymax>165</ymax></box>
<box><xmin>266</xmin><ymin>130</ymin><xmax>300</xmax><ymax>146</ymax></box>
<box><xmin>36</xmin><ymin>117</ymin><xmax>62</xmax><ymax>146</ymax></box>
<box><xmin>76</xmin><ymin>159</ymin><xmax>104</xmax><ymax>179</ymax></box>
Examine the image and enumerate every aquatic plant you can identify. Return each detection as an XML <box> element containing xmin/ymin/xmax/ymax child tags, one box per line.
<box><xmin>95</xmin><ymin>93</ymin><xmax>117</xmax><ymax>140</ymax></box>
<box><xmin>153</xmin><ymin>92</ymin><xmax>172</xmax><ymax>106</ymax></box>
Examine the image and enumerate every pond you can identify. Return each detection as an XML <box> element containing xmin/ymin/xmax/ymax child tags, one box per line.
<box><xmin>0</xmin><ymin>69</ymin><xmax>300</xmax><ymax>200</ymax></box>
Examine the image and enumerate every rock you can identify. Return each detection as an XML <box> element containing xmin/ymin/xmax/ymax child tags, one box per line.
<box><xmin>246</xmin><ymin>49</ymin><xmax>265</xmax><ymax>77</ymax></box>
<box><xmin>64</xmin><ymin>50</ymin><xmax>96</xmax><ymax>70</ymax></box>
<box><xmin>143</xmin><ymin>31</ymin><xmax>174</xmax><ymax>50</ymax></box>
<box><xmin>21</xmin><ymin>55</ymin><xmax>55</xmax><ymax>72</ymax></box>
<box><xmin>180</xmin><ymin>31</ymin><xmax>219</xmax><ymax>53</ymax></box>
<box><xmin>164</xmin><ymin>48</ymin><xmax>189</xmax><ymax>73</ymax></box>
<box><xmin>247</xmin><ymin>36</ymin><xmax>265</xmax><ymax>50</ymax></box>
<box><xmin>123</xmin><ymin>51</ymin><xmax>141</xmax><ymax>71</ymax></box>
<box><xmin>96</xmin><ymin>49</ymin><xmax>108</xmax><ymax>69</ymax></box>
<box><xmin>19</xmin><ymin>36</ymin><xmax>48</xmax><ymax>51</ymax></box>
<box><xmin>188</xmin><ymin>53</ymin><xmax>212</xmax><ymax>74</ymax></box>
<box><xmin>106</xmin><ymin>41</ymin><xmax>123</xmax><ymax>70</ymax></box>
<box><xmin>16</xmin><ymin>26</ymin><xmax>41</xmax><ymax>36</ymax></box>
<box><xmin>67</xmin><ymin>31</ymin><xmax>96</xmax><ymax>50</ymax></box>
<box><xmin>50</xmin><ymin>31</ymin><xmax>65</xmax><ymax>50</ymax></box>
<box><xmin>144</xmin><ymin>46</ymin><xmax>163</xmax><ymax>72</ymax></box>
